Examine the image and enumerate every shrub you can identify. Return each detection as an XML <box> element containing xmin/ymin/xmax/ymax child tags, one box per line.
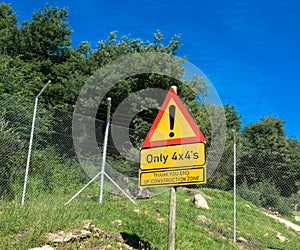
<box><xmin>0</xmin><ymin>117</ymin><xmax>24</xmax><ymax>199</ymax></box>
<box><xmin>237</xmin><ymin>180</ymin><xmax>262</xmax><ymax>207</ymax></box>
<box><xmin>237</xmin><ymin>180</ymin><xmax>291</xmax><ymax>216</ymax></box>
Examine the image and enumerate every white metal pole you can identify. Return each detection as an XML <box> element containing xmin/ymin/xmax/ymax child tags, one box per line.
<box><xmin>99</xmin><ymin>97</ymin><xmax>111</xmax><ymax>203</ymax></box>
<box><xmin>104</xmin><ymin>172</ymin><xmax>136</xmax><ymax>204</ymax></box>
<box><xmin>65</xmin><ymin>170</ymin><xmax>102</xmax><ymax>205</ymax></box>
<box><xmin>21</xmin><ymin>80</ymin><xmax>51</xmax><ymax>205</ymax></box>
<box><xmin>168</xmin><ymin>85</ymin><xmax>177</xmax><ymax>250</ymax></box>
<box><xmin>233</xmin><ymin>129</ymin><xmax>237</xmax><ymax>242</ymax></box>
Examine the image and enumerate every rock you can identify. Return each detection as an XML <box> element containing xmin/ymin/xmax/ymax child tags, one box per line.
<box><xmin>136</xmin><ymin>188</ymin><xmax>152</xmax><ymax>199</ymax></box>
<box><xmin>237</xmin><ymin>237</ymin><xmax>248</xmax><ymax>243</ymax></box>
<box><xmin>197</xmin><ymin>215</ymin><xmax>212</xmax><ymax>225</ymax></box>
<box><xmin>193</xmin><ymin>194</ymin><xmax>209</xmax><ymax>209</ymax></box>
<box><xmin>89</xmin><ymin>224</ymin><xmax>104</xmax><ymax>237</ymax></box>
<box><xmin>46</xmin><ymin>231</ymin><xmax>73</xmax><ymax>243</ymax></box>
<box><xmin>157</xmin><ymin>218</ymin><xmax>165</xmax><ymax>223</ymax></box>
<box><xmin>46</xmin><ymin>229</ymin><xmax>91</xmax><ymax>243</ymax></box>
<box><xmin>186</xmin><ymin>189</ymin><xmax>201</xmax><ymax>195</ymax></box>
<box><xmin>276</xmin><ymin>233</ymin><xmax>287</xmax><ymax>242</ymax></box>
<box><xmin>295</xmin><ymin>216</ymin><xmax>300</xmax><ymax>222</ymax></box>
<box><xmin>29</xmin><ymin>245</ymin><xmax>54</xmax><ymax>250</ymax></box>
<box><xmin>82</xmin><ymin>220</ymin><xmax>93</xmax><ymax>230</ymax></box>
<box><xmin>187</xmin><ymin>189</ymin><xmax>211</xmax><ymax>199</ymax></box>
<box><xmin>113</xmin><ymin>219</ymin><xmax>122</xmax><ymax>226</ymax></box>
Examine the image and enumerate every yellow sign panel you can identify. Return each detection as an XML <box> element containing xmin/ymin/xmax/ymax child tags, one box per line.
<box><xmin>138</xmin><ymin>167</ymin><xmax>206</xmax><ymax>187</ymax></box>
<box><xmin>150</xmin><ymin>99</ymin><xmax>196</xmax><ymax>141</ymax></box>
<box><xmin>140</xmin><ymin>142</ymin><xmax>205</xmax><ymax>170</ymax></box>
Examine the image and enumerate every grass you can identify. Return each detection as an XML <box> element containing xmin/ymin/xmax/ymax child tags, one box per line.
<box><xmin>0</xmin><ymin>186</ymin><xmax>299</xmax><ymax>249</ymax></box>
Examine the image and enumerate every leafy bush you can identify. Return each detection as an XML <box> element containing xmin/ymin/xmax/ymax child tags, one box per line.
<box><xmin>237</xmin><ymin>181</ymin><xmax>262</xmax><ymax>207</ymax></box>
<box><xmin>0</xmin><ymin>117</ymin><xmax>24</xmax><ymax>199</ymax></box>
<box><xmin>237</xmin><ymin>180</ymin><xmax>291</xmax><ymax>216</ymax></box>
<box><xmin>27</xmin><ymin>147</ymin><xmax>89</xmax><ymax>196</ymax></box>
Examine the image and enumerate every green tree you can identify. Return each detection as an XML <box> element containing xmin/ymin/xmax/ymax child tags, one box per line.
<box><xmin>0</xmin><ymin>54</ymin><xmax>43</xmax><ymax>96</ymax></box>
<box><xmin>243</xmin><ymin>116</ymin><xmax>288</xmax><ymax>152</ymax></box>
<box><xmin>0</xmin><ymin>2</ymin><xmax>18</xmax><ymax>55</ymax></box>
<box><xmin>240</xmin><ymin>115</ymin><xmax>297</xmax><ymax>197</ymax></box>
<box><xmin>207</xmin><ymin>104</ymin><xmax>242</xmax><ymax>190</ymax></box>
<box><xmin>19</xmin><ymin>5</ymin><xmax>72</xmax><ymax>62</ymax></box>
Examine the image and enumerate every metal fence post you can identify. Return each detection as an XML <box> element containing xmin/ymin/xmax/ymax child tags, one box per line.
<box><xmin>233</xmin><ymin>129</ymin><xmax>237</xmax><ymax>243</ymax></box>
<box><xmin>21</xmin><ymin>80</ymin><xmax>51</xmax><ymax>205</ymax></box>
<box><xmin>99</xmin><ymin>97</ymin><xmax>111</xmax><ymax>203</ymax></box>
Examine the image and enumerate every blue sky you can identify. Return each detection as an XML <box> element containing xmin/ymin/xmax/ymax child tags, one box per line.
<box><xmin>8</xmin><ymin>0</ymin><xmax>300</xmax><ymax>139</ymax></box>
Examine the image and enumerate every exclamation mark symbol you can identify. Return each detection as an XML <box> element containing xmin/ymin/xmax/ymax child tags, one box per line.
<box><xmin>169</xmin><ymin>105</ymin><xmax>175</xmax><ymax>138</ymax></box>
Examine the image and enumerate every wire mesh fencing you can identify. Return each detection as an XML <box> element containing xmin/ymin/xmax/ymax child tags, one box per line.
<box><xmin>0</xmin><ymin>93</ymin><xmax>299</xmax><ymax>216</ymax></box>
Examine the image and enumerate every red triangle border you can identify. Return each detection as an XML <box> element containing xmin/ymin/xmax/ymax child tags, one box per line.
<box><xmin>141</xmin><ymin>87</ymin><xmax>206</xmax><ymax>149</ymax></box>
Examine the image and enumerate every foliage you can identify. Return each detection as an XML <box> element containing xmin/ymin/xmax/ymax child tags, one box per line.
<box><xmin>18</xmin><ymin>5</ymin><xmax>72</xmax><ymax>62</ymax></box>
<box><xmin>0</xmin><ymin>93</ymin><xmax>53</xmax><ymax>146</ymax></box>
<box><xmin>206</xmin><ymin>104</ymin><xmax>242</xmax><ymax>190</ymax></box>
<box><xmin>0</xmin><ymin>116</ymin><xmax>24</xmax><ymax>199</ymax></box>
<box><xmin>239</xmin><ymin>115</ymin><xmax>299</xmax><ymax>197</ymax></box>
<box><xmin>0</xmin><ymin>3</ymin><xmax>299</xmax><ymax>220</ymax></box>
<box><xmin>237</xmin><ymin>180</ymin><xmax>291</xmax><ymax>216</ymax></box>
<box><xmin>0</xmin><ymin>3</ymin><xmax>18</xmax><ymax>55</ymax></box>
<box><xmin>28</xmin><ymin>147</ymin><xmax>89</xmax><ymax>195</ymax></box>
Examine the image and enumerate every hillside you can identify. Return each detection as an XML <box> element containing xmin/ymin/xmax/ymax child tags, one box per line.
<box><xmin>0</xmin><ymin>187</ymin><xmax>299</xmax><ymax>249</ymax></box>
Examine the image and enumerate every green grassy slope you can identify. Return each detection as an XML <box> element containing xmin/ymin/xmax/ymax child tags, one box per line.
<box><xmin>0</xmin><ymin>187</ymin><xmax>299</xmax><ymax>249</ymax></box>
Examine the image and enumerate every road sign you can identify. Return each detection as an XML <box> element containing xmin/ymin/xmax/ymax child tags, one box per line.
<box><xmin>140</xmin><ymin>142</ymin><xmax>205</xmax><ymax>170</ymax></box>
<box><xmin>139</xmin><ymin>87</ymin><xmax>206</xmax><ymax>188</ymax></box>
<box><xmin>139</xmin><ymin>167</ymin><xmax>206</xmax><ymax>187</ymax></box>
<box><xmin>141</xmin><ymin>87</ymin><xmax>205</xmax><ymax>149</ymax></box>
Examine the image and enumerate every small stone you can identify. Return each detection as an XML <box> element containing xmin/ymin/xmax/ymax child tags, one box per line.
<box><xmin>133</xmin><ymin>209</ymin><xmax>139</xmax><ymax>213</ymax></box>
<box><xmin>82</xmin><ymin>220</ymin><xmax>93</xmax><ymax>230</ymax></box>
<box><xmin>136</xmin><ymin>188</ymin><xmax>152</xmax><ymax>199</ymax></box>
<box><xmin>197</xmin><ymin>215</ymin><xmax>212</xmax><ymax>225</ymax></box>
<box><xmin>77</xmin><ymin>229</ymin><xmax>91</xmax><ymax>240</ymax></box>
<box><xmin>113</xmin><ymin>219</ymin><xmax>122</xmax><ymax>226</ymax></box>
<box><xmin>295</xmin><ymin>216</ymin><xmax>300</xmax><ymax>222</ymax></box>
<box><xmin>237</xmin><ymin>237</ymin><xmax>248</xmax><ymax>243</ymax></box>
<box><xmin>90</xmin><ymin>224</ymin><xmax>104</xmax><ymax>237</ymax></box>
<box><xmin>276</xmin><ymin>233</ymin><xmax>287</xmax><ymax>242</ymax></box>
<box><xmin>187</xmin><ymin>189</ymin><xmax>212</xmax><ymax>199</ymax></box>
<box><xmin>29</xmin><ymin>245</ymin><xmax>54</xmax><ymax>250</ymax></box>
<box><xmin>157</xmin><ymin>218</ymin><xmax>165</xmax><ymax>223</ymax></box>
<box><xmin>123</xmin><ymin>243</ymin><xmax>134</xmax><ymax>250</ymax></box>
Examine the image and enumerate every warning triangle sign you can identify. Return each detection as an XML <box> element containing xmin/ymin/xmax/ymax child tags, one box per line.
<box><xmin>141</xmin><ymin>87</ymin><xmax>205</xmax><ymax>149</ymax></box>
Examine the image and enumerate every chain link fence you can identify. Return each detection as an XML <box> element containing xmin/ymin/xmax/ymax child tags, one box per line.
<box><xmin>0</xmin><ymin>94</ymin><xmax>300</xmax><ymax>202</ymax></box>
